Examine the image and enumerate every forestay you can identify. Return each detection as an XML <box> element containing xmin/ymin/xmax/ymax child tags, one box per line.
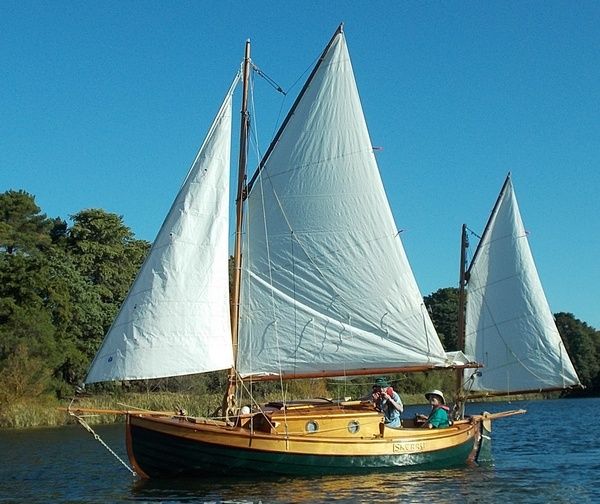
<box><xmin>463</xmin><ymin>176</ymin><xmax>580</xmax><ymax>393</ymax></box>
<box><xmin>85</xmin><ymin>79</ymin><xmax>238</xmax><ymax>384</ymax></box>
<box><xmin>237</xmin><ymin>31</ymin><xmax>448</xmax><ymax>378</ymax></box>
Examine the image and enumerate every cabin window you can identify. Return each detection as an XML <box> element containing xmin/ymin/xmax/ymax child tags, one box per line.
<box><xmin>305</xmin><ymin>420</ymin><xmax>319</xmax><ymax>433</ymax></box>
<box><xmin>347</xmin><ymin>420</ymin><xmax>360</xmax><ymax>434</ymax></box>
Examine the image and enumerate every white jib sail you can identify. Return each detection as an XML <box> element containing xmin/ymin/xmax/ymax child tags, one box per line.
<box><xmin>85</xmin><ymin>79</ymin><xmax>237</xmax><ymax>384</ymax></box>
<box><xmin>237</xmin><ymin>31</ymin><xmax>448</xmax><ymax>378</ymax></box>
<box><xmin>464</xmin><ymin>176</ymin><xmax>581</xmax><ymax>393</ymax></box>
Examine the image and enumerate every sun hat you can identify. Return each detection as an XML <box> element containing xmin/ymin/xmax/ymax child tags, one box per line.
<box><xmin>374</xmin><ymin>377</ymin><xmax>390</xmax><ymax>388</ymax></box>
<box><xmin>425</xmin><ymin>389</ymin><xmax>445</xmax><ymax>404</ymax></box>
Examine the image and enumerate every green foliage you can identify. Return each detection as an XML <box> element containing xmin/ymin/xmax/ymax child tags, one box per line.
<box><xmin>424</xmin><ymin>287</ymin><xmax>460</xmax><ymax>350</ymax></box>
<box><xmin>67</xmin><ymin>209</ymin><xmax>149</xmax><ymax>305</ymax></box>
<box><xmin>555</xmin><ymin>312</ymin><xmax>600</xmax><ymax>391</ymax></box>
<box><xmin>324</xmin><ymin>372</ymin><xmax>457</xmax><ymax>405</ymax></box>
<box><xmin>0</xmin><ymin>191</ymin><xmax>149</xmax><ymax>404</ymax></box>
<box><xmin>0</xmin><ymin>344</ymin><xmax>53</xmax><ymax>406</ymax></box>
<box><xmin>0</xmin><ymin>190</ymin><xmax>53</xmax><ymax>255</ymax></box>
<box><xmin>0</xmin><ymin>253</ymin><xmax>58</xmax><ymax>364</ymax></box>
<box><xmin>59</xmin><ymin>209</ymin><xmax>149</xmax><ymax>385</ymax></box>
<box><xmin>394</xmin><ymin>370</ymin><xmax>455</xmax><ymax>397</ymax></box>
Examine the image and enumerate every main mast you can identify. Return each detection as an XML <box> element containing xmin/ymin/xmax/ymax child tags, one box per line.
<box><xmin>223</xmin><ymin>39</ymin><xmax>251</xmax><ymax>422</ymax></box>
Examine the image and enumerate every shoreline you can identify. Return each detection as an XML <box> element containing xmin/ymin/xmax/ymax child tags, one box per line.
<box><xmin>0</xmin><ymin>391</ymin><xmax>564</xmax><ymax>430</ymax></box>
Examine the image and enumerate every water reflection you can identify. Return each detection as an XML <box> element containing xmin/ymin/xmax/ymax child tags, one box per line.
<box><xmin>131</xmin><ymin>467</ymin><xmax>499</xmax><ymax>503</ymax></box>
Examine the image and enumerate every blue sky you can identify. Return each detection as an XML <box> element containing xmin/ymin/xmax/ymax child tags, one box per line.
<box><xmin>2</xmin><ymin>2</ymin><xmax>598</xmax><ymax>329</ymax></box>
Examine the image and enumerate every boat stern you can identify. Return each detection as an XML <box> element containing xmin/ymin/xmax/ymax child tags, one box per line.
<box><xmin>467</xmin><ymin>413</ymin><xmax>493</xmax><ymax>465</ymax></box>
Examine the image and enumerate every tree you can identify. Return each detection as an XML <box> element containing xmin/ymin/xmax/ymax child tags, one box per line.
<box><xmin>66</xmin><ymin>209</ymin><xmax>149</xmax><ymax>306</ymax></box>
<box><xmin>39</xmin><ymin>249</ymin><xmax>105</xmax><ymax>388</ymax></box>
<box><xmin>0</xmin><ymin>253</ymin><xmax>57</xmax><ymax>357</ymax></box>
<box><xmin>0</xmin><ymin>344</ymin><xmax>52</xmax><ymax>407</ymax></box>
<box><xmin>0</xmin><ymin>190</ymin><xmax>52</xmax><ymax>255</ymax></box>
<box><xmin>555</xmin><ymin>312</ymin><xmax>599</xmax><ymax>393</ymax></box>
<box><xmin>0</xmin><ymin>252</ymin><xmax>58</xmax><ymax>398</ymax></box>
<box><xmin>424</xmin><ymin>287</ymin><xmax>459</xmax><ymax>350</ymax></box>
<box><xmin>64</xmin><ymin>209</ymin><xmax>150</xmax><ymax>376</ymax></box>
<box><xmin>0</xmin><ymin>196</ymin><xmax>150</xmax><ymax>395</ymax></box>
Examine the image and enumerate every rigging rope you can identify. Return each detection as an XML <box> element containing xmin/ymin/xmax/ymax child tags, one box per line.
<box><xmin>257</xmin><ymin>170</ymin><xmax>289</xmax><ymax>434</ymax></box>
<box><xmin>247</xmin><ymin>62</ymin><xmax>290</xmax><ymax>154</ymax></box>
<box><xmin>252</xmin><ymin>63</ymin><xmax>286</xmax><ymax>95</ymax></box>
<box><xmin>236</xmin><ymin>145</ymin><xmax>288</xmax><ymax>437</ymax></box>
<box><xmin>465</xmin><ymin>226</ymin><xmax>481</xmax><ymax>241</ymax></box>
<box><xmin>67</xmin><ymin>401</ymin><xmax>136</xmax><ymax>477</ymax></box>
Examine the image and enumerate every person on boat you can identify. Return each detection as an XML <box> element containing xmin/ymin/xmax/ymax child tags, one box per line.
<box><xmin>371</xmin><ymin>377</ymin><xmax>403</xmax><ymax>428</ymax></box>
<box><xmin>418</xmin><ymin>389</ymin><xmax>450</xmax><ymax>428</ymax></box>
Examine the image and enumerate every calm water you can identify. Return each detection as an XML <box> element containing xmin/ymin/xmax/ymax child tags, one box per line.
<box><xmin>1</xmin><ymin>398</ymin><xmax>599</xmax><ymax>503</ymax></box>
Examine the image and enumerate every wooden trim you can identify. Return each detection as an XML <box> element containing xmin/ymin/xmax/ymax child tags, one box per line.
<box><xmin>59</xmin><ymin>407</ymin><xmax>177</xmax><ymax>416</ymax></box>
<box><xmin>468</xmin><ymin>409</ymin><xmax>527</xmax><ymax>421</ymax></box>
<box><xmin>126</xmin><ymin>414</ymin><xmax>150</xmax><ymax>479</ymax></box>
<box><xmin>464</xmin><ymin>386</ymin><xmax>578</xmax><ymax>400</ymax></box>
<box><xmin>242</xmin><ymin>362</ymin><xmax>482</xmax><ymax>382</ymax></box>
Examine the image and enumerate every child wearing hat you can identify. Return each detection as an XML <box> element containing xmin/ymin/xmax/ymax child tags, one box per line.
<box><xmin>418</xmin><ymin>389</ymin><xmax>450</xmax><ymax>428</ymax></box>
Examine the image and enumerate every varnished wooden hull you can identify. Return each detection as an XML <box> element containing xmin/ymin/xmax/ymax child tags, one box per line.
<box><xmin>126</xmin><ymin>406</ymin><xmax>484</xmax><ymax>478</ymax></box>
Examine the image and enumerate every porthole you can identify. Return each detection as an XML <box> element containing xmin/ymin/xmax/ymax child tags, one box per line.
<box><xmin>305</xmin><ymin>420</ymin><xmax>319</xmax><ymax>432</ymax></box>
<box><xmin>347</xmin><ymin>420</ymin><xmax>360</xmax><ymax>434</ymax></box>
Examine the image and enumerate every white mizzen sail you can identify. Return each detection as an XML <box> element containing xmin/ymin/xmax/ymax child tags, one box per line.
<box><xmin>237</xmin><ymin>30</ymin><xmax>448</xmax><ymax>378</ymax></box>
<box><xmin>463</xmin><ymin>175</ymin><xmax>580</xmax><ymax>393</ymax></box>
<box><xmin>85</xmin><ymin>79</ymin><xmax>238</xmax><ymax>384</ymax></box>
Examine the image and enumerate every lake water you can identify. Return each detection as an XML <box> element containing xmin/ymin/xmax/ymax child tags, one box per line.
<box><xmin>1</xmin><ymin>398</ymin><xmax>598</xmax><ymax>503</ymax></box>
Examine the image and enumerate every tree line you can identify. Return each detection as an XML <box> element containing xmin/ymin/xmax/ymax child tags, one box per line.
<box><xmin>0</xmin><ymin>190</ymin><xmax>598</xmax><ymax>410</ymax></box>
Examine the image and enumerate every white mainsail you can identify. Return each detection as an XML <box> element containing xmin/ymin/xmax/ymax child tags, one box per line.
<box><xmin>85</xmin><ymin>79</ymin><xmax>238</xmax><ymax>384</ymax></box>
<box><xmin>237</xmin><ymin>30</ymin><xmax>448</xmax><ymax>377</ymax></box>
<box><xmin>463</xmin><ymin>175</ymin><xmax>580</xmax><ymax>393</ymax></box>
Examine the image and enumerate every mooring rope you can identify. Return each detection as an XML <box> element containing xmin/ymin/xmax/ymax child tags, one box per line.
<box><xmin>68</xmin><ymin>404</ymin><xmax>137</xmax><ymax>477</ymax></box>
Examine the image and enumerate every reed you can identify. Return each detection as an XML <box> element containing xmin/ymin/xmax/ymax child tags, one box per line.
<box><xmin>0</xmin><ymin>396</ymin><xmax>65</xmax><ymax>429</ymax></box>
<box><xmin>64</xmin><ymin>391</ymin><xmax>223</xmax><ymax>424</ymax></box>
<box><xmin>0</xmin><ymin>392</ymin><xmax>224</xmax><ymax>429</ymax></box>
<box><xmin>0</xmin><ymin>389</ymin><xmax>436</xmax><ymax>429</ymax></box>
<box><xmin>1</xmin><ymin>388</ymin><xmax>546</xmax><ymax>429</ymax></box>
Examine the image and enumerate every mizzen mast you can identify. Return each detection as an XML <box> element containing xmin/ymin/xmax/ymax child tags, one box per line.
<box><xmin>223</xmin><ymin>39</ymin><xmax>251</xmax><ymax>421</ymax></box>
<box><xmin>455</xmin><ymin>223</ymin><xmax>468</xmax><ymax>418</ymax></box>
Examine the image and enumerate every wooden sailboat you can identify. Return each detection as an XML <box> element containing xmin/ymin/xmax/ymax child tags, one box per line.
<box><xmin>79</xmin><ymin>25</ymin><xmax>494</xmax><ymax>478</ymax></box>
<box><xmin>457</xmin><ymin>174</ymin><xmax>581</xmax><ymax>405</ymax></box>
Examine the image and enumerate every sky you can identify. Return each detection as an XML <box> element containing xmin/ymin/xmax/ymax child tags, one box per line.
<box><xmin>2</xmin><ymin>1</ymin><xmax>598</xmax><ymax>329</ymax></box>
